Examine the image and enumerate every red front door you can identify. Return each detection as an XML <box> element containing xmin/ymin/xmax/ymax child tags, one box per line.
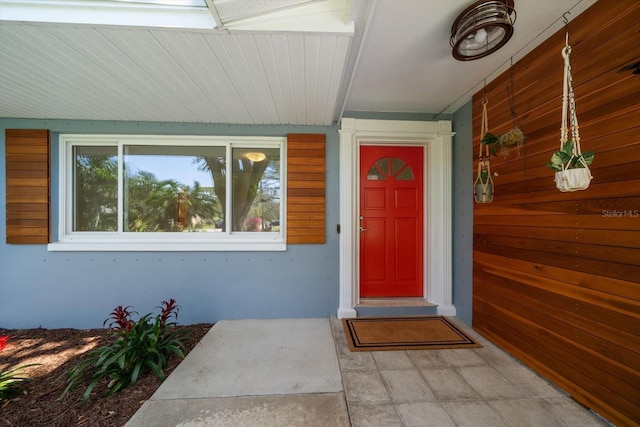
<box><xmin>359</xmin><ymin>145</ymin><xmax>424</xmax><ymax>297</ymax></box>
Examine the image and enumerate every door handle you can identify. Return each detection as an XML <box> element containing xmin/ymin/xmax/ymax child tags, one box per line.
<box><xmin>359</xmin><ymin>226</ymin><xmax>367</xmax><ymax>232</ymax></box>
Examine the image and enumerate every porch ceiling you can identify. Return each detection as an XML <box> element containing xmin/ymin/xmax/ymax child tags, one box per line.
<box><xmin>0</xmin><ymin>0</ymin><xmax>596</xmax><ymax>126</ymax></box>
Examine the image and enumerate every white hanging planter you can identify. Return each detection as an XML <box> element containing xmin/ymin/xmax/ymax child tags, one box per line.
<box><xmin>547</xmin><ymin>34</ymin><xmax>594</xmax><ymax>192</ymax></box>
<box><xmin>555</xmin><ymin>167</ymin><xmax>592</xmax><ymax>192</ymax></box>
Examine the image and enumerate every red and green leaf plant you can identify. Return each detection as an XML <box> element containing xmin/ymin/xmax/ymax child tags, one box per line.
<box><xmin>157</xmin><ymin>298</ymin><xmax>179</xmax><ymax>328</ymax></box>
<box><xmin>61</xmin><ymin>299</ymin><xmax>188</xmax><ymax>401</ymax></box>
<box><xmin>104</xmin><ymin>305</ymin><xmax>136</xmax><ymax>332</ymax></box>
<box><xmin>0</xmin><ymin>336</ymin><xmax>39</xmax><ymax>401</ymax></box>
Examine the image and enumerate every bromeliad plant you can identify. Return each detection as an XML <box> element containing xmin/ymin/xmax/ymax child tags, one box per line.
<box><xmin>0</xmin><ymin>336</ymin><xmax>39</xmax><ymax>401</ymax></box>
<box><xmin>61</xmin><ymin>299</ymin><xmax>187</xmax><ymax>401</ymax></box>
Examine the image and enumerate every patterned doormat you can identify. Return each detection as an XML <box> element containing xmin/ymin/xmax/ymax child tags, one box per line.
<box><xmin>342</xmin><ymin>316</ymin><xmax>482</xmax><ymax>351</ymax></box>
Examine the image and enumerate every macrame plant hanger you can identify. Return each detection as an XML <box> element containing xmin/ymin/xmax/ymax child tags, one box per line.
<box><xmin>499</xmin><ymin>58</ymin><xmax>525</xmax><ymax>158</ymax></box>
<box><xmin>554</xmin><ymin>15</ymin><xmax>593</xmax><ymax>192</ymax></box>
<box><xmin>474</xmin><ymin>91</ymin><xmax>494</xmax><ymax>203</ymax></box>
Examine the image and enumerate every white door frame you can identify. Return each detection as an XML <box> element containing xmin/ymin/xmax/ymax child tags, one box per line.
<box><xmin>337</xmin><ymin>118</ymin><xmax>455</xmax><ymax>318</ymax></box>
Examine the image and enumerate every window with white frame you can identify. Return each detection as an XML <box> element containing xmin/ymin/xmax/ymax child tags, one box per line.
<box><xmin>54</xmin><ymin>135</ymin><xmax>285</xmax><ymax>251</ymax></box>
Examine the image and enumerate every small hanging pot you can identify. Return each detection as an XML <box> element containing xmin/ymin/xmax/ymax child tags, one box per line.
<box><xmin>498</xmin><ymin>75</ymin><xmax>525</xmax><ymax>158</ymax></box>
<box><xmin>474</xmin><ymin>95</ymin><xmax>494</xmax><ymax>203</ymax></box>
<box><xmin>474</xmin><ymin>181</ymin><xmax>494</xmax><ymax>203</ymax></box>
<box><xmin>474</xmin><ymin>161</ymin><xmax>494</xmax><ymax>203</ymax></box>
<box><xmin>499</xmin><ymin>127</ymin><xmax>525</xmax><ymax>148</ymax></box>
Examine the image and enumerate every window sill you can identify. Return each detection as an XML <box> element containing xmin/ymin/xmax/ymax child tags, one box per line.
<box><xmin>47</xmin><ymin>239</ymin><xmax>286</xmax><ymax>252</ymax></box>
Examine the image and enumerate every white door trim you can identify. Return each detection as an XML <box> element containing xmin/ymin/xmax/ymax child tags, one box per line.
<box><xmin>337</xmin><ymin>118</ymin><xmax>455</xmax><ymax>318</ymax></box>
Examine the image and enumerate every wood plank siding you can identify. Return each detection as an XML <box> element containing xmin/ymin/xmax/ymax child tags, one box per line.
<box><xmin>286</xmin><ymin>133</ymin><xmax>326</xmax><ymax>244</ymax></box>
<box><xmin>5</xmin><ymin>129</ymin><xmax>50</xmax><ymax>244</ymax></box>
<box><xmin>472</xmin><ymin>1</ymin><xmax>640</xmax><ymax>425</ymax></box>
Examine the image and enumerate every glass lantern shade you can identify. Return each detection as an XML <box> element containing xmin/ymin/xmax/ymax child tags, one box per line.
<box><xmin>451</xmin><ymin>0</ymin><xmax>516</xmax><ymax>61</ymax></box>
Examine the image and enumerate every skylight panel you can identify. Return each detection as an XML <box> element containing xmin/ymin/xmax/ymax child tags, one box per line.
<box><xmin>107</xmin><ymin>0</ymin><xmax>206</xmax><ymax>6</ymax></box>
<box><xmin>0</xmin><ymin>0</ymin><xmax>216</xmax><ymax>29</ymax></box>
<box><xmin>214</xmin><ymin>0</ymin><xmax>313</xmax><ymax>22</ymax></box>
<box><xmin>0</xmin><ymin>0</ymin><xmax>354</xmax><ymax>33</ymax></box>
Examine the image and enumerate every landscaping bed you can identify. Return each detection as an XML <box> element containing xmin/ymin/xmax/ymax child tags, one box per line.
<box><xmin>0</xmin><ymin>323</ymin><xmax>212</xmax><ymax>427</ymax></box>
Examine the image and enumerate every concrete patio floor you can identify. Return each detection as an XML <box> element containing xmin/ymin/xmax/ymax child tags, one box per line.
<box><xmin>125</xmin><ymin>317</ymin><xmax>611</xmax><ymax>427</ymax></box>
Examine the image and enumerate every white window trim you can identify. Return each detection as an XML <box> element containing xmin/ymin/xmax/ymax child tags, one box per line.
<box><xmin>48</xmin><ymin>134</ymin><xmax>286</xmax><ymax>252</ymax></box>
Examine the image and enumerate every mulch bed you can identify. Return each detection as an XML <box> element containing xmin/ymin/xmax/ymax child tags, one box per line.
<box><xmin>0</xmin><ymin>323</ymin><xmax>212</xmax><ymax>427</ymax></box>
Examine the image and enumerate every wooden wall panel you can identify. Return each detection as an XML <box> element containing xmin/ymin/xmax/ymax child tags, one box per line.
<box><xmin>286</xmin><ymin>133</ymin><xmax>326</xmax><ymax>244</ymax></box>
<box><xmin>5</xmin><ymin>129</ymin><xmax>50</xmax><ymax>244</ymax></box>
<box><xmin>472</xmin><ymin>1</ymin><xmax>640</xmax><ymax>425</ymax></box>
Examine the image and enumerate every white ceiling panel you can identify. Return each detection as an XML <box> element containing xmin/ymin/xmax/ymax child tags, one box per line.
<box><xmin>0</xmin><ymin>0</ymin><xmax>600</xmax><ymax>125</ymax></box>
<box><xmin>0</xmin><ymin>21</ymin><xmax>353</xmax><ymax>124</ymax></box>
<box><xmin>344</xmin><ymin>0</ymin><xmax>598</xmax><ymax>116</ymax></box>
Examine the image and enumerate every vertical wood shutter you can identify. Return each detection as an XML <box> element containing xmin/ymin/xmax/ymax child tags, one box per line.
<box><xmin>5</xmin><ymin>129</ymin><xmax>50</xmax><ymax>244</ymax></box>
<box><xmin>286</xmin><ymin>133</ymin><xmax>326</xmax><ymax>244</ymax></box>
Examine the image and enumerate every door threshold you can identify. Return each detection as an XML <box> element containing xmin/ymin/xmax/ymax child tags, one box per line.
<box><xmin>355</xmin><ymin>298</ymin><xmax>438</xmax><ymax>317</ymax></box>
<box><xmin>357</xmin><ymin>298</ymin><xmax>436</xmax><ymax>307</ymax></box>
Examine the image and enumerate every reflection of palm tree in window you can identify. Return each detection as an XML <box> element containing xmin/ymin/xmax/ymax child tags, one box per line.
<box><xmin>125</xmin><ymin>173</ymin><xmax>219</xmax><ymax>232</ymax></box>
<box><xmin>125</xmin><ymin>170</ymin><xmax>159</xmax><ymax>231</ymax></box>
<box><xmin>185</xmin><ymin>181</ymin><xmax>221</xmax><ymax>229</ymax></box>
<box><xmin>147</xmin><ymin>180</ymin><xmax>188</xmax><ymax>231</ymax></box>
<box><xmin>74</xmin><ymin>153</ymin><xmax>118</xmax><ymax>231</ymax></box>
<box><xmin>74</xmin><ymin>143</ymin><xmax>281</xmax><ymax>233</ymax></box>
<box><xmin>201</xmin><ymin>155</ymin><xmax>269</xmax><ymax>231</ymax></box>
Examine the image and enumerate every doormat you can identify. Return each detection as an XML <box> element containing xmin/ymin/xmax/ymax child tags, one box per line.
<box><xmin>342</xmin><ymin>316</ymin><xmax>482</xmax><ymax>351</ymax></box>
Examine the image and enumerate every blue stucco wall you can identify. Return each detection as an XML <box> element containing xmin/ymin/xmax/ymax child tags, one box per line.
<box><xmin>0</xmin><ymin>119</ymin><xmax>341</xmax><ymax>328</ymax></box>
<box><xmin>452</xmin><ymin>101</ymin><xmax>474</xmax><ymax>325</ymax></box>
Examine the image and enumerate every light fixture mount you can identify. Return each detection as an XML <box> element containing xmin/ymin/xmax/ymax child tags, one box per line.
<box><xmin>450</xmin><ymin>0</ymin><xmax>516</xmax><ymax>61</ymax></box>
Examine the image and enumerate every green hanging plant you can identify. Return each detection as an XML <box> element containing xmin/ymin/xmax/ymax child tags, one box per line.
<box><xmin>479</xmin><ymin>165</ymin><xmax>490</xmax><ymax>184</ymax></box>
<box><xmin>481</xmin><ymin>132</ymin><xmax>500</xmax><ymax>157</ymax></box>
<box><xmin>481</xmin><ymin>73</ymin><xmax>526</xmax><ymax>159</ymax></box>
<box><xmin>546</xmin><ymin>140</ymin><xmax>594</xmax><ymax>172</ymax></box>
<box><xmin>481</xmin><ymin>129</ymin><xmax>525</xmax><ymax>158</ymax></box>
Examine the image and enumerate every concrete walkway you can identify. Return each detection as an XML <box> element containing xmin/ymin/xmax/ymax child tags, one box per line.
<box><xmin>126</xmin><ymin>318</ymin><xmax>611</xmax><ymax>427</ymax></box>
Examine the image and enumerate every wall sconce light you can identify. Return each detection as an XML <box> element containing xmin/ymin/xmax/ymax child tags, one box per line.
<box><xmin>450</xmin><ymin>0</ymin><xmax>516</xmax><ymax>61</ymax></box>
